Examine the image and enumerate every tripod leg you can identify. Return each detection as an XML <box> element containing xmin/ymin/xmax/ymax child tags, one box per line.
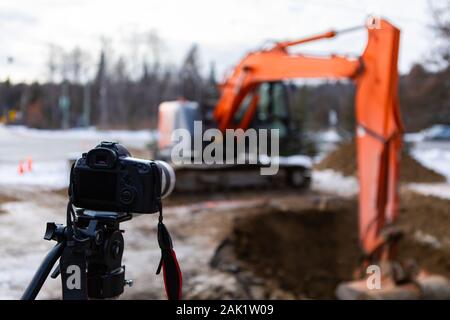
<box><xmin>21</xmin><ymin>242</ymin><xmax>65</xmax><ymax>300</ymax></box>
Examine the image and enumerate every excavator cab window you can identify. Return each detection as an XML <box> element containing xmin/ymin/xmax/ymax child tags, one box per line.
<box><xmin>232</xmin><ymin>81</ymin><xmax>291</xmax><ymax>138</ymax></box>
<box><xmin>257</xmin><ymin>82</ymin><xmax>289</xmax><ymax>130</ymax></box>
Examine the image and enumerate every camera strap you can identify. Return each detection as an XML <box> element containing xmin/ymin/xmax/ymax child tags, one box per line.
<box><xmin>152</xmin><ymin>161</ymin><xmax>182</xmax><ymax>300</ymax></box>
<box><xmin>155</xmin><ymin>207</ymin><xmax>183</xmax><ymax>300</ymax></box>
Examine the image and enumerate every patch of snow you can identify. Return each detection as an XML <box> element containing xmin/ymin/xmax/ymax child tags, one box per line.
<box><xmin>270</xmin><ymin>155</ymin><xmax>313</xmax><ymax>168</ymax></box>
<box><xmin>404</xmin><ymin>132</ymin><xmax>426</xmax><ymax>143</ymax></box>
<box><xmin>414</xmin><ymin>230</ymin><xmax>442</xmax><ymax>249</ymax></box>
<box><xmin>410</xmin><ymin>147</ymin><xmax>450</xmax><ymax>181</ymax></box>
<box><xmin>312</xmin><ymin>169</ymin><xmax>358</xmax><ymax>197</ymax></box>
<box><xmin>316</xmin><ymin>129</ymin><xmax>342</xmax><ymax>143</ymax></box>
<box><xmin>404</xmin><ymin>125</ymin><xmax>450</xmax><ymax>142</ymax></box>
<box><xmin>408</xmin><ymin>183</ymin><xmax>450</xmax><ymax>200</ymax></box>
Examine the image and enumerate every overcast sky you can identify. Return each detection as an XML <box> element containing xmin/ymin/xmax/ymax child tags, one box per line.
<box><xmin>0</xmin><ymin>0</ymin><xmax>436</xmax><ymax>83</ymax></box>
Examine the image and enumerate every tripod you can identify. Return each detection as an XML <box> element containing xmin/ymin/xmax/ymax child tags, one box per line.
<box><xmin>21</xmin><ymin>203</ymin><xmax>133</xmax><ymax>300</ymax></box>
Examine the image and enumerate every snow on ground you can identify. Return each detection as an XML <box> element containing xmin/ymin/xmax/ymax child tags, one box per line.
<box><xmin>404</xmin><ymin>126</ymin><xmax>450</xmax><ymax>181</ymax></box>
<box><xmin>0</xmin><ymin>198</ymin><xmax>66</xmax><ymax>299</ymax></box>
<box><xmin>408</xmin><ymin>183</ymin><xmax>450</xmax><ymax>200</ymax></box>
<box><xmin>312</xmin><ymin>169</ymin><xmax>358</xmax><ymax>197</ymax></box>
<box><xmin>1</xmin><ymin>125</ymin><xmax>156</xmax><ymax>148</ymax></box>
<box><xmin>316</xmin><ymin>128</ymin><xmax>342</xmax><ymax>143</ymax></box>
<box><xmin>0</xmin><ymin>161</ymin><xmax>69</xmax><ymax>190</ymax></box>
<box><xmin>0</xmin><ymin>125</ymin><xmax>157</xmax><ymax>189</ymax></box>
<box><xmin>408</xmin><ymin>140</ymin><xmax>450</xmax><ymax>199</ymax></box>
<box><xmin>411</xmin><ymin>146</ymin><xmax>450</xmax><ymax>182</ymax></box>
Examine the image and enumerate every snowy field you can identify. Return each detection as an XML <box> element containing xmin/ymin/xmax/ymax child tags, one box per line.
<box><xmin>0</xmin><ymin>125</ymin><xmax>156</xmax><ymax>189</ymax></box>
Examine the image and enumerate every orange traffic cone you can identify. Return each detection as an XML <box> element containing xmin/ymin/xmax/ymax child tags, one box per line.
<box><xmin>27</xmin><ymin>156</ymin><xmax>33</xmax><ymax>172</ymax></box>
<box><xmin>18</xmin><ymin>161</ymin><xmax>24</xmax><ymax>175</ymax></box>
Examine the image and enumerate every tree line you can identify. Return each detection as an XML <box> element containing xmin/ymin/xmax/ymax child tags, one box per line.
<box><xmin>0</xmin><ymin>33</ymin><xmax>218</xmax><ymax>130</ymax></box>
<box><xmin>0</xmin><ymin>2</ymin><xmax>448</xmax><ymax>132</ymax></box>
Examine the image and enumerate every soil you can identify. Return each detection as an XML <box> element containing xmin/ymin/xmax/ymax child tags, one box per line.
<box><xmin>0</xmin><ymin>194</ymin><xmax>18</xmax><ymax>204</ymax></box>
<box><xmin>314</xmin><ymin>141</ymin><xmax>446</xmax><ymax>183</ymax></box>
<box><xmin>315</xmin><ymin>142</ymin><xmax>357</xmax><ymax>177</ymax></box>
<box><xmin>0</xmin><ymin>193</ymin><xmax>19</xmax><ymax>214</ymax></box>
<box><xmin>216</xmin><ymin>190</ymin><xmax>450</xmax><ymax>299</ymax></box>
<box><xmin>396</xmin><ymin>191</ymin><xmax>450</xmax><ymax>277</ymax></box>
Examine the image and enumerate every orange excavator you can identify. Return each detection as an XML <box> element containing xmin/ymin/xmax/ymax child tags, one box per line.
<box><xmin>158</xmin><ymin>18</ymin><xmax>446</xmax><ymax>297</ymax></box>
<box><xmin>214</xmin><ymin>18</ymin><xmax>402</xmax><ymax>266</ymax></box>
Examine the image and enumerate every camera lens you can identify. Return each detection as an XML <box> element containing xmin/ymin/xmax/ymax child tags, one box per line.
<box><xmin>156</xmin><ymin>160</ymin><xmax>176</xmax><ymax>199</ymax></box>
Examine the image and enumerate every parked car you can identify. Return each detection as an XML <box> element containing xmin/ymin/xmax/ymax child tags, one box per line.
<box><xmin>424</xmin><ymin>125</ymin><xmax>450</xmax><ymax>141</ymax></box>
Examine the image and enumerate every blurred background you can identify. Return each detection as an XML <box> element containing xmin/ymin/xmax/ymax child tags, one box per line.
<box><xmin>0</xmin><ymin>0</ymin><xmax>449</xmax><ymax>300</ymax></box>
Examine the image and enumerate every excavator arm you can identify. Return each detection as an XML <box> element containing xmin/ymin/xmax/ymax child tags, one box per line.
<box><xmin>213</xmin><ymin>19</ymin><xmax>403</xmax><ymax>262</ymax></box>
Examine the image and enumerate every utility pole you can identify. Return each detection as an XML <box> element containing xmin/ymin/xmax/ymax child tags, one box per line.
<box><xmin>97</xmin><ymin>50</ymin><xmax>108</xmax><ymax>128</ymax></box>
<box><xmin>59</xmin><ymin>81</ymin><xmax>70</xmax><ymax>129</ymax></box>
<box><xmin>82</xmin><ymin>82</ymin><xmax>91</xmax><ymax>127</ymax></box>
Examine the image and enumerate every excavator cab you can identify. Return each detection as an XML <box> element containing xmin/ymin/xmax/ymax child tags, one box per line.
<box><xmin>247</xmin><ymin>82</ymin><xmax>291</xmax><ymax>136</ymax></box>
<box><xmin>231</xmin><ymin>81</ymin><xmax>304</xmax><ymax>155</ymax></box>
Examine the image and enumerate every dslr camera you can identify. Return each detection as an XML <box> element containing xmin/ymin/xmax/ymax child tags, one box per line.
<box><xmin>70</xmin><ymin>141</ymin><xmax>175</xmax><ymax>213</ymax></box>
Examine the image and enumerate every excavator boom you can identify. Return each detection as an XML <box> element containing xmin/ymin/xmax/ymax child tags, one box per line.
<box><xmin>213</xmin><ymin>19</ymin><xmax>403</xmax><ymax>261</ymax></box>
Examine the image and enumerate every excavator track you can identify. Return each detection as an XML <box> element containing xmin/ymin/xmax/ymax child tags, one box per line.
<box><xmin>172</xmin><ymin>163</ymin><xmax>311</xmax><ymax>193</ymax></box>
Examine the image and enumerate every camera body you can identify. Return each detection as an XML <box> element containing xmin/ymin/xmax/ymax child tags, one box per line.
<box><xmin>70</xmin><ymin>141</ymin><xmax>173</xmax><ymax>214</ymax></box>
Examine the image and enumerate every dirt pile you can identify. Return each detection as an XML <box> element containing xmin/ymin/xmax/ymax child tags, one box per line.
<box><xmin>314</xmin><ymin>141</ymin><xmax>446</xmax><ymax>183</ymax></box>
<box><xmin>215</xmin><ymin>191</ymin><xmax>450</xmax><ymax>299</ymax></box>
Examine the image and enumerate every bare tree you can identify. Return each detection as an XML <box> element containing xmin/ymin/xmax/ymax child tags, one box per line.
<box><xmin>66</xmin><ymin>47</ymin><xmax>91</xmax><ymax>84</ymax></box>
<box><xmin>428</xmin><ymin>0</ymin><xmax>450</xmax><ymax>68</ymax></box>
<box><xmin>96</xmin><ymin>49</ymin><xmax>109</xmax><ymax>127</ymax></box>
<box><xmin>110</xmin><ymin>56</ymin><xmax>129</xmax><ymax>125</ymax></box>
<box><xmin>179</xmin><ymin>44</ymin><xmax>203</xmax><ymax>102</ymax></box>
<box><xmin>46</xmin><ymin>44</ymin><xmax>63</xmax><ymax>83</ymax></box>
<box><xmin>144</xmin><ymin>29</ymin><xmax>165</xmax><ymax>72</ymax></box>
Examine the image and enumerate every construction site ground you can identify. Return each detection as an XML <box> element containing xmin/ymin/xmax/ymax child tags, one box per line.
<box><xmin>1</xmin><ymin>128</ymin><xmax>449</xmax><ymax>299</ymax></box>
<box><xmin>1</xmin><ymin>183</ymin><xmax>449</xmax><ymax>299</ymax></box>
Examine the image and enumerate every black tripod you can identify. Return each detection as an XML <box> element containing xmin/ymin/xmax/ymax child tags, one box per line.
<box><xmin>21</xmin><ymin>203</ymin><xmax>133</xmax><ymax>300</ymax></box>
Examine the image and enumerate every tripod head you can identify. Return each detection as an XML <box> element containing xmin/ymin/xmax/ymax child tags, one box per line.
<box><xmin>31</xmin><ymin>207</ymin><xmax>133</xmax><ymax>299</ymax></box>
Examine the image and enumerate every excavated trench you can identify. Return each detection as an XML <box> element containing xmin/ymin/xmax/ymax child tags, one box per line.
<box><xmin>213</xmin><ymin>192</ymin><xmax>450</xmax><ymax>299</ymax></box>
<box><xmin>219</xmin><ymin>199</ymin><xmax>360</xmax><ymax>299</ymax></box>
